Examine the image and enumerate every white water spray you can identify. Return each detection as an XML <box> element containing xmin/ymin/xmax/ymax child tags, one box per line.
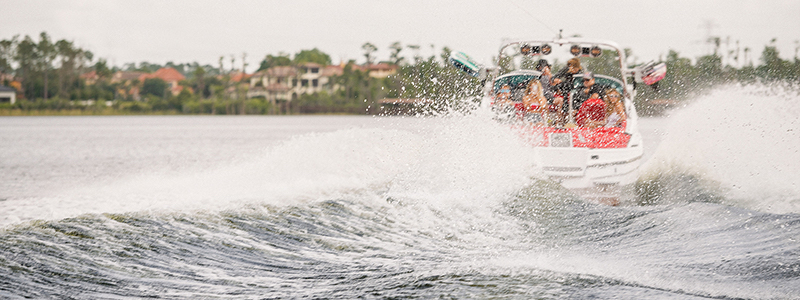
<box><xmin>641</xmin><ymin>84</ymin><xmax>800</xmax><ymax>213</ymax></box>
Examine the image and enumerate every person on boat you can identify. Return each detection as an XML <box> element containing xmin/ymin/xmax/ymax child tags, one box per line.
<box><xmin>522</xmin><ymin>79</ymin><xmax>546</xmax><ymax>124</ymax></box>
<box><xmin>493</xmin><ymin>84</ymin><xmax>518</xmax><ymax>115</ymax></box>
<box><xmin>535</xmin><ymin>59</ymin><xmax>554</xmax><ymax>100</ymax></box>
<box><xmin>603</xmin><ymin>88</ymin><xmax>627</xmax><ymax>128</ymax></box>
<box><xmin>551</xmin><ymin>58</ymin><xmax>582</xmax><ymax>97</ymax></box>
<box><xmin>575</xmin><ymin>92</ymin><xmax>606</xmax><ymax>128</ymax></box>
<box><xmin>550</xmin><ymin>58</ymin><xmax>582</xmax><ymax>125</ymax></box>
<box><xmin>573</xmin><ymin>72</ymin><xmax>607</xmax><ymax>112</ymax></box>
<box><xmin>494</xmin><ymin>84</ymin><xmax>514</xmax><ymax>106</ymax></box>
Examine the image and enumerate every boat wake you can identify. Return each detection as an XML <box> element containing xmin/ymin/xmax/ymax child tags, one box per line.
<box><xmin>636</xmin><ymin>84</ymin><xmax>800</xmax><ymax>214</ymax></box>
<box><xmin>1</xmin><ymin>86</ymin><xmax>799</xmax><ymax>298</ymax></box>
<box><xmin>0</xmin><ymin>112</ymin><xmax>541</xmax><ymax>227</ymax></box>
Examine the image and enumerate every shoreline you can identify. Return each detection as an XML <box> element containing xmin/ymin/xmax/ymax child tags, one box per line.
<box><xmin>0</xmin><ymin>109</ymin><xmax>370</xmax><ymax>116</ymax></box>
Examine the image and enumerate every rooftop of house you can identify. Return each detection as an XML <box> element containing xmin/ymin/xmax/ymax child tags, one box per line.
<box><xmin>80</xmin><ymin>70</ymin><xmax>98</xmax><ymax>79</ymax></box>
<box><xmin>298</xmin><ymin>62</ymin><xmax>323</xmax><ymax>68</ymax></box>
<box><xmin>321</xmin><ymin>65</ymin><xmax>343</xmax><ymax>76</ymax></box>
<box><xmin>229</xmin><ymin>71</ymin><xmax>252</xmax><ymax>82</ymax></box>
<box><xmin>141</xmin><ymin>67</ymin><xmax>186</xmax><ymax>82</ymax></box>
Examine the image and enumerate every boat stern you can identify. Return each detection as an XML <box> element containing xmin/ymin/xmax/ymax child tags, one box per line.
<box><xmin>534</xmin><ymin>145</ymin><xmax>643</xmax><ymax>189</ymax></box>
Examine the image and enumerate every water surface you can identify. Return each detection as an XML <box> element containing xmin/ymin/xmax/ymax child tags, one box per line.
<box><xmin>1</xmin><ymin>87</ymin><xmax>798</xmax><ymax>299</ymax></box>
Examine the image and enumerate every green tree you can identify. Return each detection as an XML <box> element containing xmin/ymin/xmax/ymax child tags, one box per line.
<box><xmin>0</xmin><ymin>36</ymin><xmax>17</xmax><ymax>79</ymax></box>
<box><xmin>696</xmin><ymin>54</ymin><xmax>722</xmax><ymax>78</ymax></box>
<box><xmin>439</xmin><ymin>46</ymin><xmax>451</xmax><ymax>66</ymax></box>
<box><xmin>192</xmin><ymin>65</ymin><xmax>206</xmax><ymax>98</ymax></box>
<box><xmin>130</xmin><ymin>61</ymin><xmax>161</xmax><ymax>73</ymax></box>
<box><xmin>55</xmin><ymin>39</ymin><xmax>76</xmax><ymax>98</ymax></box>
<box><xmin>407</xmin><ymin>44</ymin><xmax>421</xmax><ymax>64</ymax></box>
<box><xmin>389</xmin><ymin>41</ymin><xmax>404</xmax><ymax>65</ymax></box>
<box><xmin>94</xmin><ymin>59</ymin><xmax>112</xmax><ymax>79</ymax></box>
<box><xmin>294</xmin><ymin>48</ymin><xmax>331</xmax><ymax>65</ymax></box>
<box><xmin>37</xmin><ymin>32</ymin><xmax>57</xmax><ymax>99</ymax></box>
<box><xmin>391</xmin><ymin>46</ymin><xmax>481</xmax><ymax>114</ymax></box>
<box><xmin>362</xmin><ymin>42</ymin><xmax>377</xmax><ymax>65</ymax></box>
<box><xmin>757</xmin><ymin>41</ymin><xmax>792</xmax><ymax>81</ymax></box>
<box><xmin>257</xmin><ymin>53</ymin><xmax>292</xmax><ymax>71</ymax></box>
<box><xmin>141</xmin><ymin>77</ymin><xmax>168</xmax><ymax>97</ymax></box>
<box><xmin>15</xmin><ymin>35</ymin><xmax>40</xmax><ymax>99</ymax></box>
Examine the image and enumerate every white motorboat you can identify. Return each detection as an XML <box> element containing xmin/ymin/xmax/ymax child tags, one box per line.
<box><xmin>451</xmin><ymin>36</ymin><xmax>666</xmax><ymax>203</ymax></box>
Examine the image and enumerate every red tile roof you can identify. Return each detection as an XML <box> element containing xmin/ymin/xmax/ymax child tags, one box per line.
<box><xmin>141</xmin><ymin>67</ymin><xmax>186</xmax><ymax>82</ymax></box>
<box><xmin>80</xmin><ymin>70</ymin><xmax>98</xmax><ymax>80</ymax></box>
<box><xmin>230</xmin><ymin>71</ymin><xmax>252</xmax><ymax>82</ymax></box>
<box><xmin>299</xmin><ymin>62</ymin><xmax>323</xmax><ymax>68</ymax></box>
<box><xmin>367</xmin><ymin>63</ymin><xmax>398</xmax><ymax>72</ymax></box>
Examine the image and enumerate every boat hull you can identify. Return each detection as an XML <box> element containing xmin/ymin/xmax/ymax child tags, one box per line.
<box><xmin>514</xmin><ymin>124</ymin><xmax>644</xmax><ymax>191</ymax></box>
<box><xmin>534</xmin><ymin>145</ymin><xmax>643</xmax><ymax>190</ymax></box>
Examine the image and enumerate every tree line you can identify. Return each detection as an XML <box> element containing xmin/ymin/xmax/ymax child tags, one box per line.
<box><xmin>1</xmin><ymin>32</ymin><xmax>798</xmax><ymax>116</ymax></box>
<box><xmin>635</xmin><ymin>38</ymin><xmax>800</xmax><ymax>115</ymax></box>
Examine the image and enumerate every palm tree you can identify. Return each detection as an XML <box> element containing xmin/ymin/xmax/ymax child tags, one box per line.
<box><xmin>361</xmin><ymin>42</ymin><xmax>377</xmax><ymax>65</ymax></box>
<box><xmin>407</xmin><ymin>44</ymin><xmax>420</xmax><ymax>63</ymax></box>
<box><xmin>14</xmin><ymin>36</ymin><xmax>38</xmax><ymax>99</ymax></box>
<box><xmin>0</xmin><ymin>36</ymin><xmax>17</xmax><ymax>79</ymax></box>
<box><xmin>55</xmin><ymin>39</ymin><xmax>74</xmax><ymax>98</ymax></box>
<box><xmin>389</xmin><ymin>41</ymin><xmax>403</xmax><ymax>65</ymax></box>
<box><xmin>37</xmin><ymin>32</ymin><xmax>56</xmax><ymax>99</ymax></box>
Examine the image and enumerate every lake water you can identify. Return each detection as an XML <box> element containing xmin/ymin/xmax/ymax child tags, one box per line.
<box><xmin>1</xmin><ymin>85</ymin><xmax>799</xmax><ymax>299</ymax></box>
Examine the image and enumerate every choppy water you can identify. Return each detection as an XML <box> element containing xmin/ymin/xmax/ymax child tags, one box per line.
<box><xmin>1</xmin><ymin>86</ymin><xmax>799</xmax><ymax>299</ymax></box>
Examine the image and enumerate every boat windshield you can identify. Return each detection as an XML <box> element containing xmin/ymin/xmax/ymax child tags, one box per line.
<box><xmin>492</xmin><ymin>41</ymin><xmax>627</xmax><ymax>100</ymax></box>
<box><xmin>491</xmin><ymin>41</ymin><xmax>629</xmax><ymax>128</ymax></box>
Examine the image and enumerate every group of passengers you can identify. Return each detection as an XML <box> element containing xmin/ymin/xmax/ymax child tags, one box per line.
<box><xmin>494</xmin><ymin>58</ymin><xmax>626</xmax><ymax>129</ymax></box>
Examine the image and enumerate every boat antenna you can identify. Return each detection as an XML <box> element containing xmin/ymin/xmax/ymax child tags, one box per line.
<box><xmin>504</xmin><ymin>0</ymin><xmax>558</xmax><ymax>35</ymax></box>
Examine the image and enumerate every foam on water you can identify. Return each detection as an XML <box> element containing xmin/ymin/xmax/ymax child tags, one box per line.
<box><xmin>640</xmin><ymin>84</ymin><xmax>800</xmax><ymax>214</ymax></box>
<box><xmin>0</xmin><ymin>111</ymin><xmax>540</xmax><ymax>228</ymax></box>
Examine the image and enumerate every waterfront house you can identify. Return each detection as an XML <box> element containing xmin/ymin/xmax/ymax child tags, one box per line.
<box><xmin>364</xmin><ymin>63</ymin><xmax>398</xmax><ymax>78</ymax></box>
<box><xmin>139</xmin><ymin>67</ymin><xmax>186</xmax><ymax>96</ymax></box>
<box><xmin>246</xmin><ymin>63</ymin><xmax>343</xmax><ymax>102</ymax></box>
<box><xmin>0</xmin><ymin>85</ymin><xmax>16</xmax><ymax>104</ymax></box>
<box><xmin>80</xmin><ymin>70</ymin><xmax>99</xmax><ymax>85</ymax></box>
<box><xmin>111</xmin><ymin>71</ymin><xmax>146</xmax><ymax>100</ymax></box>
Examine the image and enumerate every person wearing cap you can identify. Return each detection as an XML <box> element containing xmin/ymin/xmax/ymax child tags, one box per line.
<box><xmin>573</xmin><ymin>72</ymin><xmax>608</xmax><ymax>128</ymax></box>
<box><xmin>573</xmin><ymin>71</ymin><xmax>606</xmax><ymax>112</ymax></box>
<box><xmin>575</xmin><ymin>91</ymin><xmax>607</xmax><ymax>128</ymax></box>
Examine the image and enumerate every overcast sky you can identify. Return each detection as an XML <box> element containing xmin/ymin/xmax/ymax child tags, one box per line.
<box><xmin>2</xmin><ymin>0</ymin><xmax>798</xmax><ymax>72</ymax></box>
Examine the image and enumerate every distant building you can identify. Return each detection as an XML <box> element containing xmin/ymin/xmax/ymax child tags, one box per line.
<box><xmin>0</xmin><ymin>85</ymin><xmax>16</xmax><ymax>104</ymax></box>
<box><xmin>111</xmin><ymin>71</ymin><xmax>146</xmax><ymax>85</ymax></box>
<box><xmin>229</xmin><ymin>70</ymin><xmax>251</xmax><ymax>83</ymax></box>
<box><xmin>111</xmin><ymin>71</ymin><xmax>146</xmax><ymax>100</ymax></box>
<box><xmin>139</xmin><ymin>67</ymin><xmax>186</xmax><ymax>96</ymax></box>
<box><xmin>246</xmin><ymin>63</ymin><xmax>343</xmax><ymax>102</ymax></box>
<box><xmin>80</xmin><ymin>70</ymin><xmax>99</xmax><ymax>85</ymax></box>
<box><xmin>364</xmin><ymin>63</ymin><xmax>398</xmax><ymax>78</ymax></box>
<box><xmin>347</xmin><ymin>63</ymin><xmax>398</xmax><ymax>78</ymax></box>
